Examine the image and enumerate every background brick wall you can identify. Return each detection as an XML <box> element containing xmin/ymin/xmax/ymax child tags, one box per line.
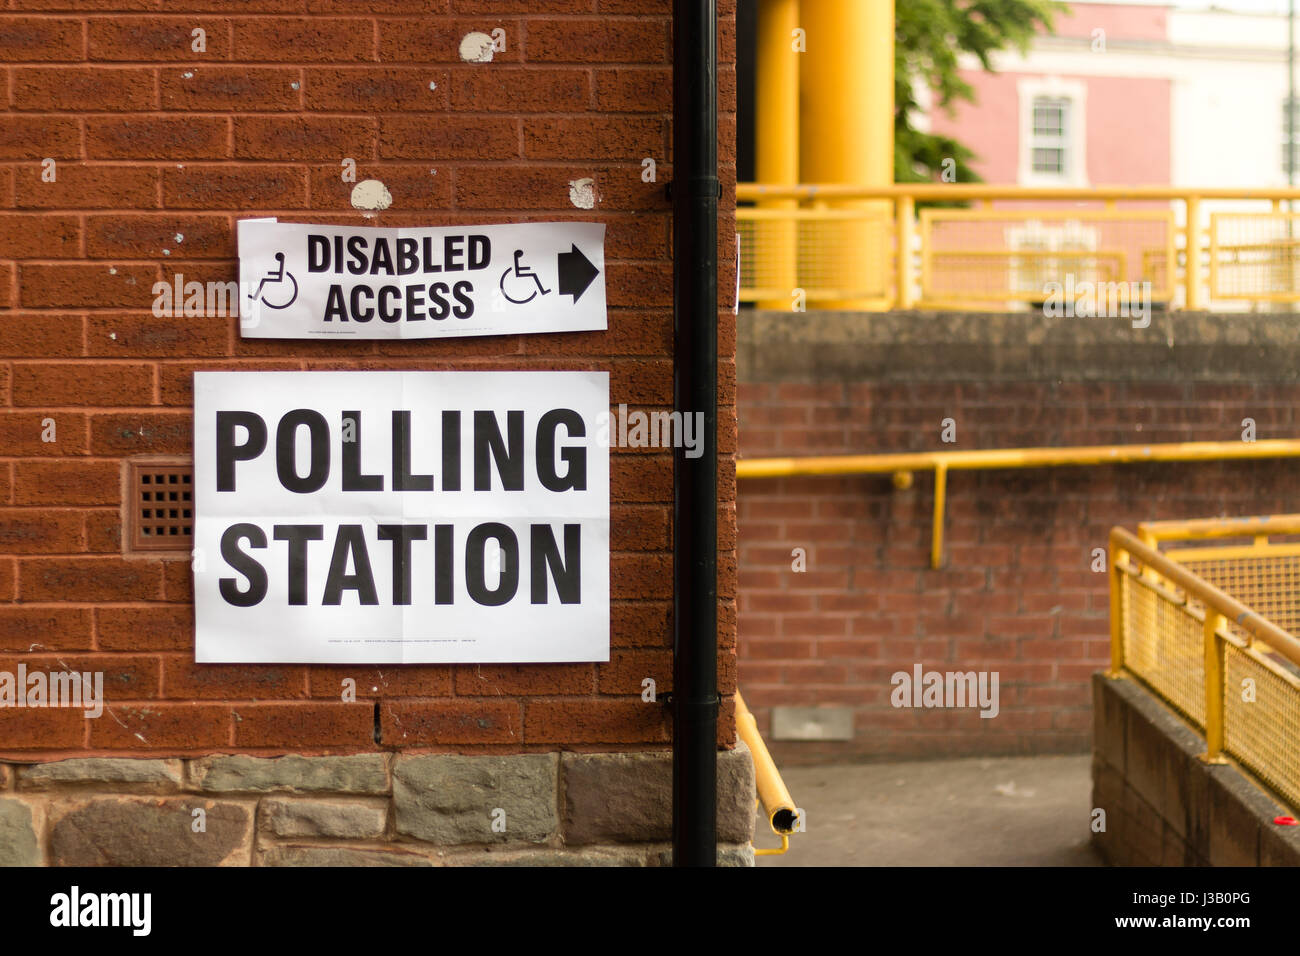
<box><xmin>736</xmin><ymin>314</ymin><xmax>1300</xmax><ymax>763</ymax></box>
<box><xmin>0</xmin><ymin>1</ymin><xmax>739</xmax><ymax>758</ymax></box>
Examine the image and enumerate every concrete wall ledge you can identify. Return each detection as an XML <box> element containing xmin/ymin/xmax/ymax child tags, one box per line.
<box><xmin>740</xmin><ymin>310</ymin><xmax>1300</xmax><ymax>383</ymax></box>
<box><xmin>1091</xmin><ymin>673</ymin><xmax>1300</xmax><ymax>866</ymax></box>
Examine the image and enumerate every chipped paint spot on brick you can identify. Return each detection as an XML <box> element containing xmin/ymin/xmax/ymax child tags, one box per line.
<box><xmin>459</xmin><ymin>32</ymin><xmax>495</xmax><ymax>63</ymax></box>
<box><xmin>569</xmin><ymin>177</ymin><xmax>597</xmax><ymax>209</ymax></box>
<box><xmin>351</xmin><ymin>179</ymin><xmax>392</xmax><ymax>211</ymax></box>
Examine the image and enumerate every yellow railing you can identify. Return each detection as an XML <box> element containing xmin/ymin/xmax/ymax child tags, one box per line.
<box><xmin>737</xmin><ymin>439</ymin><xmax>1300</xmax><ymax>570</ymax></box>
<box><xmin>738</xmin><ymin>183</ymin><xmax>1300</xmax><ymax>311</ymax></box>
<box><xmin>735</xmin><ymin>692</ymin><xmax>799</xmax><ymax>856</ymax></box>
<box><xmin>1110</xmin><ymin>520</ymin><xmax>1300</xmax><ymax>812</ymax></box>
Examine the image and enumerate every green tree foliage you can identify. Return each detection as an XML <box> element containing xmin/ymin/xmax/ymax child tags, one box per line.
<box><xmin>896</xmin><ymin>0</ymin><xmax>1065</xmax><ymax>183</ymax></box>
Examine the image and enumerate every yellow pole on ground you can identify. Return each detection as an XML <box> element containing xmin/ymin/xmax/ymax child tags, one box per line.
<box><xmin>798</xmin><ymin>0</ymin><xmax>894</xmax><ymax>309</ymax></box>
<box><xmin>756</xmin><ymin>0</ymin><xmax>800</xmax><ymax>311</ymax></box>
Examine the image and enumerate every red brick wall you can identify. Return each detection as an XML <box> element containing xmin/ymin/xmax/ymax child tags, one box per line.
<box><xmin>737</xmin><ymin>380</ymin><xmax>1300</xmax><ymax>762</ymax></box>
<box><xmin>0</xmin><ymin>1</ymin><xmax>739</xmax><ymax>758</ymax></box>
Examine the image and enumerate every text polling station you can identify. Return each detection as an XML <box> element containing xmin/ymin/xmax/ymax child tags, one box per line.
<box><xmin>237</xmin><ymin>219</ymin><xmax>606</xmax><ymax>340</ymax></box>
<box><xmin>193</xmin><ymin>371</ymin><xmax>610</xmax><ymax>664</ymax></box>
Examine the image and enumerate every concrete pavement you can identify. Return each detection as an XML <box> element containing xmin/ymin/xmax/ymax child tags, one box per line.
<box><xmin>754</xmin><ymin>754</ymin><xmax>1104</xmax><ymax>866</ymax></box>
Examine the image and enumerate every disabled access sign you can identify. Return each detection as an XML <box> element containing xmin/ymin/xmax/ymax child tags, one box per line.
<box><xmin>236</xmin><ymin>219</ymin><xmax>606</xmax><ymax>340</ymax></box>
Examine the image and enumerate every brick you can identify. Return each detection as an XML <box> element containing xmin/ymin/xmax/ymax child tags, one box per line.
<box><xmin>596</xmin><ymin>649</ymin><xmax>671</xmax><ymax>696</ymax></box>
<box><xmin>611</xmin><ymin>553</ymin><xmax>671</xmax><ymax>599</ymax></box>
<box><xmin>89</xmin><ymin>412</ymin><xmax>191</xmax><ymax>455</ymax></box>
<box><xmin>0</xmin><ymin>509</ymin><xmax>83</xmax><ymax>553</ymax></box>
<box><xmin>233</xmin><ymin>17</ymin><xmax>374</xmax><ymax>62</ymax></box>
<box><xmin>453</xmin><ymin>0</ymin><xmax>585</xmax><ymax>11</ymax></box>
<box><xmin>0</xmin><ymin>607</ymin><xmax>93</xmax><ymax>651</ymax></box>
<box><xmin>233</xmin><ymin>703</ymin><xmax>375</xmax><ymax>748</ymax></box>
<box><xmin>13</xmin><ymin>462</ymin><xmax>118</xmax><ymax>506</ymax></box>
<box><xmin>88</xmin><ymin>703</ymin><xmax>230</xmax><ymax>750</ymax></box>
<box><xmin>526</xmin><ymin>17</ymin><xmax>667</xmax><ymax>63</ymax></box>
<box><xmin>307</xmin><ymin>666</ymin><xmax>454</xmax><ymax>699</ymax></box>
<box><xmin>86</xmin><ymin>214</ymin><xmax>232</xmax><ymax>259</ymax></box>
<box><xmin>454</xmin><ymin>663</ymin><xmax>592</xmax><ymax>696</ymax></box>
<box><xmin>12</xmin><ymin>362</ymin><xmax>154</xmax><ymax>406</ymax></box>
<box><xmin>162</xmin><ymin>67</ymin><xmax>302</xmax><ymax>112</ymax></box>
<box><xmin>525</xmin><ymin>117</ymin><xmax>665</xmax><ymax>160</ymax></box>
<box><xmin>0</xmin><ymin>652</ymin><xmax>161</xmax><ymax>700</ymax></box>
<box><xmin>87</xmin><ymin>116</ymin><xmax>229</xmax><ymax>159</ymax></box>
<box><xmin>19</xmin><ymin>557</ymin><xmax>164</xmax><ymax>602</ymax></box>
<box><xmin>233</xmin><ymin>116</ymin><xmax>378</xmax><ymax>162</ymax></box>
<box><xmin>380</xmin><ymin>700</ymin><xmax>520</xmax><ymax>745</ymax></box>
<box><xmin>610</xmin><ymin>601</ymin><xmax>670</xmax><ymax>648</ymax></box>
<box><xmin>88</xmin><ymin>313</ymin><xmax>229</xmax><ymax>357</ymax></box>
<box><xmin>304</xmin><ymin>67</ymin><xmax>449</xmax><ymax>112</ymax></box>
<box><xmin>13</xmin><ymin>0</ymin><xmax>161</xmax><ymax>8</ymax></box>
<box><xmin>378</xmin><ymin>116</ymin><xmax>518</xmax><ymax>159</ymax></box>
<box><xmin>313</xmin><ymin>0</ymin><xmax>450</xmax><ymax>10</ymax></box>
<box><xmin>0</xmin><ymin>16</ymin><xmax>83</xmax><ymax>61</ymax></box>
<box><xmin>50</xmin><ymin>797</ymin><xmax>251</xmax><ymax>866</ymax></box>
<box><xmin>191</xmin><ymin>753</ymin><xmax>388</xmax><ymax>793</ymax></box>
<box><xmin>19</xmin><ymin>263</ymin><xmax>160</xmax><ymax>309</ymax></box>
<box><xmin>158</xmin><ymin>361</ymin><xmax>301</xmax><ymax>406</ymax></box>
<box><xmin>449</xmin><ymin>68</ymin><xmax>588</xmax><ymax>111</ymax></box>
<box><xmin>12</xmin><ymin>67</ymin><xmax>156</xmax><ymax>111</ymax></box>
<box><xmin>89</xmin><ymin>17</ymin><xmax>231</xmax><ymax>60</ymax></box>
<box><xmin>0</xmin><ymin>214</ymin><xmax>79</xmax><ymax>258</ymax></box>
<box><xmin>96</xmin><ymin>605</ymin><xmax>193</xmax><ymax>652</ymax></box>
<box><xmin>163</xmin><ymin>165</ymin><xmax>308</xmax><ymax>209</ymax></box>
<box><xmin>308</xmin><ymin>164</ymin><xmax>453</xmax><ymax>211</ymax></box>
<box><xmin>392</xmin><ymin>753</ymin><xmax>557</xmax><ymax>844</ymax></box>
<box><xmin>0</xmin><ymin>117</ymin><xmax>80</xmax><ymax>159</ymax></box>
<box><xmin>524</xmin><ymin>698</ymin><xmax>670</xmax><ymax>744</ymax></box>
<box><xmin>0</xmin><ymin>706</ymin><xmax>85</xmax><ymax>751</ymax></box>
<box><xmin>378</xmin><ymin>18</ymin><xmax>523</xmax><ymax>63</ymax></box>
<box><xmin>0</xmin><ymin>412</ymin><xmax>89</xmax><ymax>456</ymax></box>
<box><xmin>162</xmin><ymin>659</ymin><xmax>308</xmax><ymax>700</ymax></box>
<box><xmin>595</xmin><ymin>67</ymin><xmax>671</xmax><ymax>112</ymax></box>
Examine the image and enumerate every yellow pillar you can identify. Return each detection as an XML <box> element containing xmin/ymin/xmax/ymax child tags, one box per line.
<box><xmin>755</xmin><ymin>0</ymin><xmax>800</xmax><ymax>310</ymax></box>
<box><xmin>799</xmin><ymin>0</ymin><xmax>894</xmax><ymax>309</ymax></box>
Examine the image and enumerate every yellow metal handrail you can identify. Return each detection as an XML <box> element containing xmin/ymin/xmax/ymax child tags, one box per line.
<box><xmin>737</xmin><ymin>439</ymin><xmax>1300</xmax><ymax>569</ymax></box>
<box><xmin>1109</xmin><ymin>524</ymin><xmax>1300</xmax><ymax>810</ymax></box>
<box><xmin>735</xmin><ymin>692</ymin><xmax>799</xmax><ymax>856</ymax></box>
<box><xmin>738</xmin><ymin>182</ymin><xmax>1300</xmax><ymax>311</ymax></box>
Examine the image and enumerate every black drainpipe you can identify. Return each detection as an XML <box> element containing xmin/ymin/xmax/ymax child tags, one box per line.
<box><xmin>671</xmin><ymin>0</ymin><xmax>719</xmax><ymax>867</ymax></box>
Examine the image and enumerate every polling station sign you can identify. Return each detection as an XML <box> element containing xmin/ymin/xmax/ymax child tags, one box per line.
<box><xmin>236</xmin><ymin>219</ymin><xmax>606</xmax><ymax>340</ymax></box>
<box><xmin>193</xmin><ymin>371</ymin><xmax>610</xmax><ymax>664</ymax></box>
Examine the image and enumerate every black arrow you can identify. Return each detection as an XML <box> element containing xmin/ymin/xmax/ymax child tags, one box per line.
<box><xmin>557</xmin><ymin>244</ymin><xmax>599</xmax><ymax>303</ymax></box>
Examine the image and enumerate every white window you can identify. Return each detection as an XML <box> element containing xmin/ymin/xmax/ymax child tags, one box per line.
<box><xmin>1018</xmin><ymin>78</ymin><xmax>1087</xmax><ymax>186</ymax></box>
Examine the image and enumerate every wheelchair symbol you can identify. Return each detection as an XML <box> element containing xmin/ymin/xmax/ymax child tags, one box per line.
<box><xmin>248</xmin><ymin>252</ymin><xmax>299</xmax><ymax>310</ymax></box>
<box><xmin>499</xmin><ymin>249</ymin><xmax>551</xmax><ymax>305</ymax></box>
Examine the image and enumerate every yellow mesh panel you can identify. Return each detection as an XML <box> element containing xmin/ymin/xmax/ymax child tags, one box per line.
<box><xmin>921</xmin><ymin>210</ymin><xmax>1173</xmax><ymax>304</ymax></box>
<box><xmin>1211</xmin><ymin>212</ymin><xmax>1300</xmax><ymax>300</ymax></box>
<box><xmin>1122</xmin><ymin>572</ymin><xmax>1206</xmax><ymax>728</ymax></box>
<box><xmin>737</xmin><ymin>209</ymin><xmax>893</xmax><ymax>304</ymax></box>
<box><xmin>1224</xmin><ymin>643</ymin><xmax>1300</xmax><ymax>810</ymax></box>
<box><xmin>1179</xmin><ymin>554</ymin><xmax>1300</xmax><ymax>635</ymax></box>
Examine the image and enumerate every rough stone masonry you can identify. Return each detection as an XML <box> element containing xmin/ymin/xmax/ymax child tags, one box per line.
<box><xmin>0</xmin><ymin>748</ymin><xmax>756</xmax><ymax>867</ymax></box>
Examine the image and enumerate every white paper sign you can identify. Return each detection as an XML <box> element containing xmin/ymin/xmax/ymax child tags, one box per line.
<box><xmin>193</xmin><ymin>371</ymin><xmax>610</xmax><ymax>664</ymax></box>
<box><xmin>237</xmin><ymin>219</ymin><xmax>606</xmax><ymax>340</ymax></box>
